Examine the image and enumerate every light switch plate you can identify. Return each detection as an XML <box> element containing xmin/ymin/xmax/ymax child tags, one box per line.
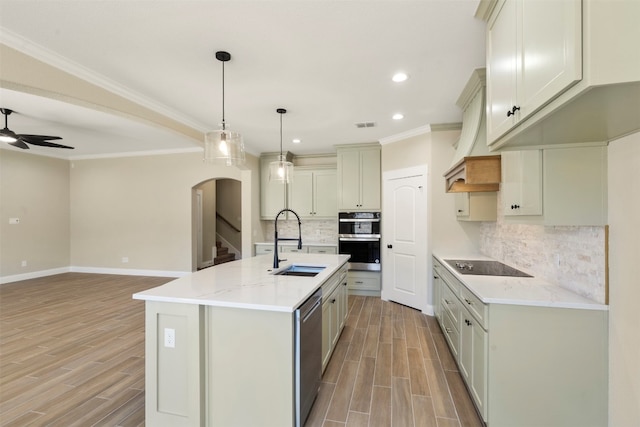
<box><xmin>164</xmin><ymin>328</ymin><xmax>175</xmax><ymax>348</ymax></box>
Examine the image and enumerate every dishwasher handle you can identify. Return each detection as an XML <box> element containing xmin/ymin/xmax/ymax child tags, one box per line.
<box><xmin>302</xmin><ymin>297</ymin><xmax>322</xmax><ymax>323</ymax></box>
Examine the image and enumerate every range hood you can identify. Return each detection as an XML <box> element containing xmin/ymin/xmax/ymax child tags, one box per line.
<box><xmin>444</xmin><ymin>68</ymin><xmax>501</xmax><ymax>193</ymax></box>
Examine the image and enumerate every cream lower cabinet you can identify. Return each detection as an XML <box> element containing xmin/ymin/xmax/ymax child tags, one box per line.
<box><xmin>321</xmin><ymin>266</ymin><xmax>348</xmax><ymax>371</ymax></box>
<box><xmin>433</xmin><ymin>257</ymin><xmax>608</xmax><ymax>426</ymax></box>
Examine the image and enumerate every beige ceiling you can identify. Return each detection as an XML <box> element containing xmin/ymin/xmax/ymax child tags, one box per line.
<box><xmin>0</xmin><ymin>0</ymin><xmax>485</xmax><ymax>160</ymax></box>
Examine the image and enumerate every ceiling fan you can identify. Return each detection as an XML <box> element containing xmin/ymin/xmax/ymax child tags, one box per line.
<box><xmin>0</xmin><ymin>108</ymin><xmax>74</xmax><ymax>150</ymax></box>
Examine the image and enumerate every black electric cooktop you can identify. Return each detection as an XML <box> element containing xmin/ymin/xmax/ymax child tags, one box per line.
<box><xmin>444</xmin><ymin>259</ymin><xmax>533</xmax><ymax>278</ymax></box>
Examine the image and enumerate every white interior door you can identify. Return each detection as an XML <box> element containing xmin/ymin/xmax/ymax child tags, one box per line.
<box><xmin>382</xmin><ymin>166</ymin><xmax>428</xmax><ymax>312</ymax></box>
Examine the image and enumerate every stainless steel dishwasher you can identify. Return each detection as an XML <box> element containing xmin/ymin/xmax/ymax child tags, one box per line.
<box><xmin>295</xmin><ymin>288</ymin><xmax>322</xmax><ymax>427</ymax></box>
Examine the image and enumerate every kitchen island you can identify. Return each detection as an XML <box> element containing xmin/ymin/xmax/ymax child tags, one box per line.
<box><xmin>133</xmin><ymin>253</ymin><xmax>350</xmax><ymax>427</ymax></box>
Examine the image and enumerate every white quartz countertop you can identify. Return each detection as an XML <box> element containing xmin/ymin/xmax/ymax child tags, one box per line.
<box><xmin>133</xmin><ymin>253</ymin><xmax>350</xmax><ymax>313</ymax></box>
<box><xmin>433</xmin><ymin>253</ymin><xmax>607</xmax><ymax>311</ymax></box>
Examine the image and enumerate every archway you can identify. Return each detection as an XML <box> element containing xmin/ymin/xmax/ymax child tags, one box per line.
<box><xmin>192</xmin><ymin>178</ymin><xmax>242</xmax><ymax>271</ymax></box>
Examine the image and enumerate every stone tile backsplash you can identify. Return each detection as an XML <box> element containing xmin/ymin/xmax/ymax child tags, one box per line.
<box><xmin>263</xmin><ymin>219</ymin><xmax>338</xmax><ymax>244</ymax></box>
<box><xmin>480</xmin><ymin>217</ymin><xmax>607</xmax><ymax>304</ymax></box>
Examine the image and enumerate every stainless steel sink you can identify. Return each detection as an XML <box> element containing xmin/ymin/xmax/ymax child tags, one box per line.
<box><xmin>273</xmin><ymin>265</ymin><xmax>326</xmax><ymax>277</ymax></box>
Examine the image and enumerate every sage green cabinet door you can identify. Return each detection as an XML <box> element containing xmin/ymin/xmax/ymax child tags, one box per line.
<box><xmin>313</xmin><ymin>170</ymin><xmax>337</xmax><ymax>218</ymax></box>
<box><xmin>337</xmin><ymin>146</ymin><xmax>380</xmax><ymax>211</ymax></box>
<box><xmin>486</xmin><ymin>0</ymin><xmax>582</xmax><ymax>144</ymax></box>
<box><xmin>501</xmin><ymin>150</ymin><xmax>542</xmax><ymax>216</ymax></box>
<box><xmin>337</xmin><ymin>150</ymin><xmax>361</xmax><ymax>210</ymax></box>
<box><xmin>289</xmin><ymin>169</ymin><xmax>337</xmax><ymax>219</ymax></box>
<box><xmin>289</xmin><ymin>170</ymin><xmax>314</xmax><ymax>217</ymax></box>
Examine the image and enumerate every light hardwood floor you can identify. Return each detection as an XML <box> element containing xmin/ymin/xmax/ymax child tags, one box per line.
<box><xmin>0</xmin><ymin>273</ymin><xmax>482</xmax><ymax>427</ymax></box>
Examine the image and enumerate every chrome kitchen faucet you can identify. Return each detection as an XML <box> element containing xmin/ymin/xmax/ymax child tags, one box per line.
<box><xmin>273</xmin><ymin>208</ymin><xmax>302</xmax><ymax>268</ymax></box>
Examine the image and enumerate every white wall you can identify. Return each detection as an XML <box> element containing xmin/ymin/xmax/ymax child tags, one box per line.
<box><xmin>607</xmin><ymin>131</ymin><xmax>640</xmax><ymax>427</ymax></box>
<box><xmin>69</xmin><ymin>151</ymin><xmax>257</xmax><ymax>274</ymax></box>
<box><xmin>0</xmin><ymin>149</ymin><xmax>70</xmax><ymax>280</ymax></box>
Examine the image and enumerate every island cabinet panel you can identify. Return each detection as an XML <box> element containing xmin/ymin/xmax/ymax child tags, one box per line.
<box><xmin>144</xmin><ymin>302</ymin><xmax>205</xmax><ymax>427</ymax></box>
<box><xmin>207</xmin><ymin>306</ymin><xmax>295</xmax><ymax>427</ymax></box>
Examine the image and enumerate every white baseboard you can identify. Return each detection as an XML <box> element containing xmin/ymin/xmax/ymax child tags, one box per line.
<box><xmin>0</xmin><ymin>266</ymin><xmax>188</xmax><ymax>285</ymax></box>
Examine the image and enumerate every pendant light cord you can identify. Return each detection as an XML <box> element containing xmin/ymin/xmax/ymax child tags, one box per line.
<box><xmin>279</xmin><ymin>112</ymin><xmax>283</xmax><ymax>156</ymax></box>
<box><xmin>221</xmin><ymin>60</ymin><xmax>226</xmax><ymax>131</ymax></box>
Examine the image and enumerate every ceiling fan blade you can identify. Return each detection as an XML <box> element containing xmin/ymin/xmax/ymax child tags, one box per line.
<box><xmin>18</xmin><ymin>135</ymin><xmax>74</xmax><ymax>149</ymax></box>
<box><xmin>18</xmin><ymin>134</ymin><xmax>63</xmax><ymax>141</ymax></box>
<box><xmin>9</xmin><ymin>140</ymin><xmax>30</xmax><ymax>149</ymax></box>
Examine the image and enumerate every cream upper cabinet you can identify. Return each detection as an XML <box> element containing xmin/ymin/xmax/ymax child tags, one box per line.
<box><xmin>478</xmin><ymin>0</ymin><xmax>640</xmax><ymax>149</ymax></box>
<box><xmin>337</xmin><ymin>144</ymin><xmax>381</xmax><ymax>211</ymax></box>
<box><xmin>260</xmin><ymin>153</ymin><xmax>290</xmax><ymax>220</ymax></box>
<box><xmin>486</xmin><ymin>0</ymin><xmax>582</xmax><ymax>144</ymax></box>
<box><xmin>501</xmin><ymin>150</ymin><xmax>542</xmax><ymax>216</ymax></box>
<box><xmin>289</xmin><ymin>168</ymin><xmax>337</xmax><ymax>219</ymax></box>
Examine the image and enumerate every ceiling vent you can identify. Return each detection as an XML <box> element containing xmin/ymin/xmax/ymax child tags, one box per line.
<box><xmin>355</xmin><ymin>121</ymin><xmax>376</xmax><ymax>128</ymax></box>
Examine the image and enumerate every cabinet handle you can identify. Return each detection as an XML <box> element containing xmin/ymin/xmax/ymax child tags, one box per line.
<box><xmin>387</xmin><ymin>244</ymin><xmax>393</xmax><ymax>249</ymax></box>
<box><xmin>465</xmin><ymin>319</ymin><xmax>472</xmax><ymax>326</ymax></box>
<box><xmin>433</xmin><ymin>276</ymin><xmax>438</xmax><ymax>279</ymax></box>
<box><xmin>444</xmin><ymin>299</ymin><xmax>452</xmax><ymax>305</ymax></box>
<box><xmin>506</xmin><ymin>105</ymin><xmax>521</xmax><ymax>117</ymax></box>
<box><xmin>445</xmin><ymin>327</ymin><xmax>452</xmax><ymax>334</ymax></box>
<box><xmin>511</xmin><ymin>204</ymin><xmax>520</xmax><ymax>209</ymax></box>
<box><xmin>331</xmin><ymin>298</ymin><xmax>336</xmax><ymax>304</ymax></box>
<box><xmin>464</xmin><ymin>298</ymin><xmax>473</xmax><ymax>306</ymax></box>
<box><xmin>355</xmin><ymin>281</ymin><xmax>364</xmax><ymax>284</ymax></box>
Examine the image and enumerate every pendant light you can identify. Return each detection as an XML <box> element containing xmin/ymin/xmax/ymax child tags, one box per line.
<box><xmin>269</xmin><ymin>108</ymin><xmax>294</xmax><ymax>184</ymax></box>
<box><xmin>204</xmin><ymin>51</ymin><xmax>245</xmax><ymax>166</ymax></box>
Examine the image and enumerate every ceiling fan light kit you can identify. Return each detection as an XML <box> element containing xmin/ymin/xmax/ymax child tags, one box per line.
<box><xmin>204</xmin><ymin>51</ymin><xmax>246</xmax><ymax>166</ymax></box>
<box><xmin>269</xmin><ymin>108</ymin><xmax>294</xmax><ymax>184</ymax></box>
<box><xmin>1</xmin><ymin>108</ymin><xmax>73</xmax><ymax>150</ymax></box>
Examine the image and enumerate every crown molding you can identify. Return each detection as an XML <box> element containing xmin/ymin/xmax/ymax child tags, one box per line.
<box><xmin>378</xmin><ymin>125</ymin><xmax>432</xmax><ymax>145</ymax></box>
<box><xmin>0</xmin><ymin>29</ymin><xmax>207</xmax><ymax>132</ymax></box>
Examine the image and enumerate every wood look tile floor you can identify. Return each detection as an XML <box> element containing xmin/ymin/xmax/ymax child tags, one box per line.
<box><xmin>0</xmin><ymin>273</ymin><xmax>483</xmax><ymax>427</ymax></box>
<box><xmin>305</xmin><ymin>296</ymin><xmax>483</xmax><ymax>427</ymax></box>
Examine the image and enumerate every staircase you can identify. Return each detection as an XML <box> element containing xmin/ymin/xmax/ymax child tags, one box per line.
<box><xmin>214</xmin><ymin>241</ymin><xmax>236</xmax><ymax>265</ymax></box>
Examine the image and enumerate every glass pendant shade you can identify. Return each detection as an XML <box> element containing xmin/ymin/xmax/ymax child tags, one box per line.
<box><xmin>204</xmin><ymin>128</ymin><xmax>245</xmax><ymax>166</ymax></box>
<box><xmin>269</xmin><ymin>154</ymin><xmax>294</xmax><ymax>184</ymax></box>
<box><xmin>204</xmin><ymin>50</ymin><xmax>245</xmax><ymax>166</ymax></box>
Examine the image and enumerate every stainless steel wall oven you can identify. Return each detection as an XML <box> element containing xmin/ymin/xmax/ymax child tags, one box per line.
<box><xmin>338</xmin><ymin>212</ymin><xmax>381</xmax><ymax>271</ymax></box>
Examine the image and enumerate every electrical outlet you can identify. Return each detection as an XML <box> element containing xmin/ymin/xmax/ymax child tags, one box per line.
<box><xmin>21</xmin><ymin>260</ymin><xmax>27</xmax><ymax>267</ymax></box>
<box><xmin>9</xmin><ymin>218</ymin><xmax>20</xmax><ymax>225</ymax></box>
<box><xmin>121</xmin><ymin>257</ymin><xmax>129</xmax><ymax>263</ymax></box>
<box><xmin>164</xmin><ymin>328</ymin><xmax>176</xmax><ymax>348</ymax></box>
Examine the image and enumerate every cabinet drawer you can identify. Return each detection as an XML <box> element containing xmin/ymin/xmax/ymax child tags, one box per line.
<box><xmin>255</xmin><ymin>245</ymin><xmax>275</xmax><ymax>255</ymax></box>
<box><xmin>348</xmin><ymin>273</ymin><xmax>380</xmax><ymax>291</ymax></box>
<box><xmin>308</xmin><ymin>246</ymin><xmax>337</xmax><ymax>254</ymax></box>
<box><xmin>442</xmin><ymin>310</ymin><xmax>460</xmax><ymax>359</ymax></box>
<box><xmin>441</xmin><ymin>283</ymin><xmax>460</xmax><ymax>326</ymax></box>
<box><xmin>459</xmin><ymin>285</ymin><xmax>488</xmax><ymax>329</ymax></box>
<box><xmin>280</xmin><ymin>246</ymin><xmax>309</xmax><ymax>254</ymax></box>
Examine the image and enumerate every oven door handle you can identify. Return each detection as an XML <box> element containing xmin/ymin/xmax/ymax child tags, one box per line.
<box><xmin>339</xmin><ymin>237</ymin><xmax>380</xmax><ymax>242</ymax></box>
<box><xmin>339</xmin><ymin>218</ymin><xmax>380</xmax><ymax>223</ymax></box>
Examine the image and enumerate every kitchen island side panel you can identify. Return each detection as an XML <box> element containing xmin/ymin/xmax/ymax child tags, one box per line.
<box><xmin>488</xmin><ymin>304</ymin><xmax>608</xmax><ymax>427</ymax></box>
<box><xmin>145</xmin><ymin>301</ymin><xmax>205</xmax><ymax>426</ymax></box>
<box><xmin>207</xmin><ymin>305</ymin><xmax>295</xmax><ymax>427</ymax></box>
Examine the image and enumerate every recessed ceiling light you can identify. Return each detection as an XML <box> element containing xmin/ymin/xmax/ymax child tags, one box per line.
<box><xmin>392</xmin><ymin>113</ymin><xmax>404</xmax><ymax>120</ymax></box>
<box><xmin>292</xmin><ymin>138</ymin><xmax>301</xmax><ymax>144</ymax></box>
<box><xmin>392</xmin><ymin>72</ymin><xmax>408</xmax><ymax>82</ymax></box>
